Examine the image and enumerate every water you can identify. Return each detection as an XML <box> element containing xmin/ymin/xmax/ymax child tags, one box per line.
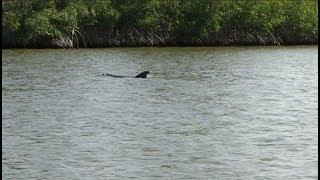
<box><xmin>2</xmin><ymin>46</ymin><xmax>318</xmax><ymax>179</ymax></box>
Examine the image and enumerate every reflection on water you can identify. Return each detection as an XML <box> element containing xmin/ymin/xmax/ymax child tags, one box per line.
<box><xmin>2</xmin><ymin>46</ymin><xmax>318</xmax><ymax>179</ymax></box>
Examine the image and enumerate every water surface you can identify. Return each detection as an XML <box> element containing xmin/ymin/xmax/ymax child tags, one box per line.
<box><xmin>2</xmin><ymin>46</ymin><xmax>318</xmax><ymax>179</ymax></box>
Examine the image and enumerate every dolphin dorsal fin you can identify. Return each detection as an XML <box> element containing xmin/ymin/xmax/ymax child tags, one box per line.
<box><xmin>135</xmin><ymin>71</ymin><xmax>149</xmax><ymax>78</ymax></box>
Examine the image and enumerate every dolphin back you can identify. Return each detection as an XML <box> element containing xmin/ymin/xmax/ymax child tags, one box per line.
<box><xmin>100</xmin><ymin>71</ymin><xmax>149</xmax><ymax>78</ymax></box>
<box><xmin>100</xmin><ymin>73</ymin><xmax>126</xmax><ymax>78</ymax></box>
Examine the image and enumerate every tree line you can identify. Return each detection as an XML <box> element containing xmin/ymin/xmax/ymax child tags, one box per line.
<box><xmin>2</xmin><ymin>0</ymin><xmax>318</xmax><ymax>48</ymax></box>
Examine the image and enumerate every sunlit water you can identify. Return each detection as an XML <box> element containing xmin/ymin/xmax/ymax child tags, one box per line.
<box><xmin>2</xmin><ymin>46</ymin><xmax>318</xmax><ymax>179</ymax></box>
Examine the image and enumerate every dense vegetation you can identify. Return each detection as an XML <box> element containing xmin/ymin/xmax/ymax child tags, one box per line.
<box><xmin>2</xmin><ymin>0</ymin><xmax>318</xmax><ymax>48</ymax></box>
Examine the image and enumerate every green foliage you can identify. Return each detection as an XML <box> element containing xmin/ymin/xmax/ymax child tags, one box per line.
<box><xmin>140</xmin><ymin>0</ymin><xmax>221</xmax><ymax>40</ymax></box>
<box><xmin>248</xmin><ymin>0</ymin><xmax>287</xmax><ymax>32</ymax></box>
<box><xmin>2</xmin><ymin>0</ymin><xmax>318</xmax><ymax>44</ymax></box>
<box><xmin>81</xmin><ymin>0</ymin><xmax>119</xmax><ymax>28</ymax></box>
<box><xmin>114</xmin><ymin>0</ymin><xmax>147</xmax><ymax>29</ymax></box>
<box><xmin>138</xmin><ymin>0</ymin><xmax>180</xmax><ymax>33</ymax></box>
<box><xmin>24</xmin><ymin>9</ymin><xmax>62</xmax><ymax>40</ymax></box>
<box><xmin>3</xmin><ymin>12</ymin><xmax>21</xmax><ymax>31</ymax></box>
<box><xmin>24</xmin><ymin>0</ymin><xmax>56</xmax><ymax>11</ymax></box>
<box><xmin>175</xmin><ymin>0</ymin><xmax>221</xmax><ymax>40</ymax></box>
<box><xmin>284</xmin><ymin>0</ymin><xmax>318</xmax><ymax>35</ymax></box>
<box><xmin>217</xmin><ymin>0</ymin><xmax>254</xmax><ymax>30</ymax></box>
<box><xmin>2</xmin><ymin>0</ymin><xmax>27</xmax><ymax>31</ymax></box>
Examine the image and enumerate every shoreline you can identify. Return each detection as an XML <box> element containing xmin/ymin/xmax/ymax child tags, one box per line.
<box><xmin>2</xmin><ymin>43</ymin><xmax>318</xmax><ymax>49</ymax></box>
<box><xmin>2</xmin><ymin>28</ymin><xmax>318</xmax><ymax>49</ymax></box>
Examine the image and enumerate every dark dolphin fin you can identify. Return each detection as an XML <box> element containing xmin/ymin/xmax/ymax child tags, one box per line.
<box><xmin>135</xmin><ymin>71</ymin><xmax>150</xmax><ymax>78</ymax></box>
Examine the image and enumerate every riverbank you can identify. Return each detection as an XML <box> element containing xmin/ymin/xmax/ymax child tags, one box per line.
<box><xmin>2</xmin><ymin>27</ymin><xmax>318</xmax><ymax>49</ymax></box>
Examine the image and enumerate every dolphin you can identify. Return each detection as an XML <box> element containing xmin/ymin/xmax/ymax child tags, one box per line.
<box><xmin>100</xmin><ymin>71</ymin><xmax>150</xmax><ymax>78</ymax></box>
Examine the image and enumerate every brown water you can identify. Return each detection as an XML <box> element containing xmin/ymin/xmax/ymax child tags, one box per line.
<box><xmin>2</xmin><ymin>46</ymin><xmax>318</xmax><ymax>179</ymax></box>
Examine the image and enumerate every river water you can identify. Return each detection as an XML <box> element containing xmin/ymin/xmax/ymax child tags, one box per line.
<box><xmin>2</xmin><ymin>46</ymin><xmax>318</xmax><ymax>179</ymax></box>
